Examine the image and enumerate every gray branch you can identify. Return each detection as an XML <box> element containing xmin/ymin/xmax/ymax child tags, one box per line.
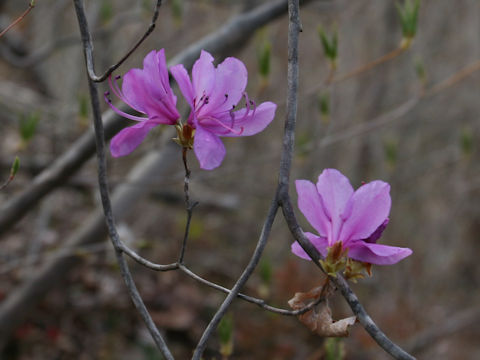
<box><xmin>73</xmin><ymin>0</ymin><xmax>173</xmax><ymax>357</ymax></box>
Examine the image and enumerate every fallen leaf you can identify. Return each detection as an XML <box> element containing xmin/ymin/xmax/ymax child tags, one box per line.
<box><xmin>288</xmin><ymin>285</ymin><xmax>356</xmax><ymax>337</ymax></box>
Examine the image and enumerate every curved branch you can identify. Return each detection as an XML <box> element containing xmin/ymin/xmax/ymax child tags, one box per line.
<box><xmin>73</xmin><ymin>0</ymin><xmax>173</xmax><ymax>358</ymax></box>
<box><xmin>0</xmin><ymin>10</ymin><xmax>143</xmax><ymax>68</ymax></box>
<box><xmin>276</xmin><ymin>1</ymin><xmax>416</xmax><ymax>359</ymax></box>
<box><xmin>74</xmin><ymin>0</ymin><xmax>162</xmax><ymax>83</ymax></box>
<box><xmin>191</xmin><ymin>1</ymin><xmax>312</xmax><ymax>358</ymax></box>
<box><xmin>192</xmin><ymin>197</ymin><xmax>279</xmax><ymax>359</ymax></box>
<box><xmin>179</xmin><ymin>264</ymin><xmax>323</xmax><ymax>316</ymax></box>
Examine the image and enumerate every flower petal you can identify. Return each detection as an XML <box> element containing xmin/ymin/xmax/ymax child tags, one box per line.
<box><xmin>316</xmin><ymin>169</ymin><xmax>354</xmax><ymax>242</ymax></box>
<box><xmin>291</xmin><ymin>232</ymin><xmax>329</xmax><ymax>261</ymax></box>
<box><xmin>192</xmin><ymin>50</ymin><xmax>215</xmax><ymax>101</ymax></box>
<box><xmin>170</xmin><ymin>63</ymin><xmax>195</xmax><ymax>107</ymax></box>
<box><xmin>295</xmin><ymin>179</ymin><xmax>329</xmax><ymax>237</ymax></box>
<box><xmin>347</xmin><ymin>241</ymin><xmax>412</xmax><ymax>265</ymax></box>
<box><xmin>217</xmin><ymin>101</ymin><xmax>276</xmax><ymax>137</ymax></box>
<box><xmin>122</xmin><ymin>50</ymin><xmax>179</xmax><ymax>124</ymax></box>
<box><xmin>110</xmin><ymin>120</ymin><xmax>158</xmax><ymax>157</ymax></box>
<box><xmin>193</xmin><ymin>125</ymin><xmax>226</xmax><ymax>170</ymax></box>
<box><xmin>363</xmin><ymin>219</ymin><xmax>389</xmax><ymax>243</ymax></box>
<box><xmin>204</xmin><ymin>57</ymin><xmax>247</xmax><ymax>115</ymax></box>
<box><xmin>340</xmin><ymin>180</ymin><xmax>391</xmax><ymax>243</ymax></box>
<box><xmin>122</xmin><ymin>68</ymin><xmax>149</xmax><ymax>113</ymax></box>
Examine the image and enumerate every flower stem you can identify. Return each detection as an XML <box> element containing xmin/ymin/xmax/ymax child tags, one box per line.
<box><xmin>178</xmin><ymin>148</ymin><xmax>198</xmax><ymax>264</ymax></box>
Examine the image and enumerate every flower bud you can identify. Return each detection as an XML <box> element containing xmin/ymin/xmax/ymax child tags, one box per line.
<box><xmin>396</xmin><ymin>0</ymin><xmax>420</xmax><ymax>47</ymax></box>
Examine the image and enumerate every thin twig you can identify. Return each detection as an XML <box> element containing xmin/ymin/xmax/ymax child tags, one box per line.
<box><xmin>0</xmin><ymin>10</ymin><xmax>143</xmax><ymax>68</ymax></box>
<box><xmin>333</xmin><ymin>45</ymin><xmax>407</xmax><ymax>84</ymax></box>
<box><xmin>428</xmin><ymin>59</ymin><xmax>480</xmax><ymax>95</ymax></box>
<box><xmin>192</xmin><ymin>197</ymin><xmax>279</xmax><ymax>359</ymax></box>
<box><xmin>73</xmin><ymin>0</ymin><xmax>173</xmax><ymax>358</ymax></box>
<box><xmin>81</xmin><ymin>0</ymin><xmax>162</xmax><ymax>82</ymax></box>
<box><xmin>0</xmin><ymin>1</ymin><xmax>36</xmax><ymax>39</ymax></box>
<box><xmin>404</xmin><ymin>305</ymin><xmax>480</xmax><ymax>355</ymax></box>
<box><xmin>179</xmin><ymin>264</ymin><xmax>323</xmax><ymax>316</ymax></box>
<box><xmin>120</xmin><ymin>243</ymin><xmax>179</xmax><ymax>272</ymax></box>
<box><xmin>0</xmin><ymin>175</ymin><xmax>14</xmax><ymax>191</ymax></box>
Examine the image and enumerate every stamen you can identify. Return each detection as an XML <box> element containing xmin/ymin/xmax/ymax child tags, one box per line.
<box><xmin>108</xmin><ymin>75</ymin><xmax>140</xmax><ymax>112</ymax></box>
<box><xmin>238</xmin><ymin>93</ymin><xmax>256</xmax><ymax>122</ymax></box>
<box><xmin>202</xmin><ymin>116</ymin><xmax>243</xmax><ymax>135</ymax></box>
<box><xmin>104</xmin><ymin>93</ymin><xmax>147</xmax><ymax>122</ymax></box>
<box><xmin>219</xmin><ymin>93</ymin><xmax>229</xmax><ymax>106</ymax></box>
<box><xmin>108</xmin><ymin>75</ymin><xmax>123</xmax><ymax>100</ymax></box>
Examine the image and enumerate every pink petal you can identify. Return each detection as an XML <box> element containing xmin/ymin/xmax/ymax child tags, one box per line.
<box><xmin>219</xmin><ymin>101</ymin><xmax>276</xmax><ymax>137</ymax></box>
<box><xmin>193</xmin><ymin>125</ymin><xmax>226</xmax><ymax>170</ymax></box>
<box><xmin>122</xmin><ymin>68</ymin><xmax>149</xmax><ymax>113</ymax></box>
<box><xmin>170</xmin><ymin>63</ymin><xmax>195</xmax><ymax>107</ymax></box>
<box><xmin>340</xmin><ymin>181</ymin><xmax>391</xmax><ymax>244</ymax></box>
<box><xmin>192</xmin><ymin>50</ymin><xmax>215</xmax><ymax>101</ymax></box>
<box><xmin>122</xmin><ymin>51</ymin><xmax>179</xmax><ymax>123</ymax></box>
<box><xmin>291</xmin><ymin>232</ymin><xmax>329</xmax><ymax>261</ymax></box>
<box><xmin>364</xmin><ymin>219</ymin><xmax>389</xmax><ymax>243</ymax></box>
<box><xmin>142</xmin><ymin>50</ymin><xmax>164</xmax><ymax>93</ymax></box>
<box><xmin>202</xmin><ymin>57</ymin><xmax>247</xmax><ymax>115</ymax></box>
<box><xmin>295</xmin><ymin>180</ymin><xmax>329</xmax><ymax>237</ymax></box>
<box><xmin>347</xmin><ymin>241</ymin><xmax>412</xmax><ymax>265</ymax></box>
<box><xmin>110</xmin><ymin>120</ymin><xmax>158</xmax><ymax>157</ymax></box>
<box><xmin>316</xmin><ymin>169</ymin><xmax>354</xmax><ymax>242</ymax></box>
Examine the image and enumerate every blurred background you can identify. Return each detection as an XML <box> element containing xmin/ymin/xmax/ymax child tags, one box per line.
<box><xmin>0</xmin><ymin>0</ymin><xmax>479</xmax><ymax>359</ymax></box>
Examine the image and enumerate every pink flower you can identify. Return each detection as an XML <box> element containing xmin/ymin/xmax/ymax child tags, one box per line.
<box><xmin>105</xmin><ymin>49</ymin><xmax>180</xmax><ymax>157</ymax></box>
<box><xmin>292</xmin><ymin>169</ymin><xmax>412</xmax><ymax>265</ymax></box>
<box><xmin>170</xmin><ymin>50</ymin><xmax>277</xmax><ymax>170</ymax></box>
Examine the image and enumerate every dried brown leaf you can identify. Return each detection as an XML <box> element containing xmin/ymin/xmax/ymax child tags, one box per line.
<box><xmin>288</xmin><ymin>286</ymin><xmax>356</xmax><ymax>337</ymax></box>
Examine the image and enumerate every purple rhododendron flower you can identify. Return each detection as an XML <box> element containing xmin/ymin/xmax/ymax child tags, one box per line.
<box><xmin>170</xmin><ymin>50</ymin><xmax>277</xmax><ymax>170</ymax></box>
<box><xmin>291</xmin><ymin>169</ymin><xmax>412</xmax><ymax>265</ymax></box>
<box><xmin>105</xmin><ymin>49</ymin><xmax>180</xmax><ymax>157</ymax></box>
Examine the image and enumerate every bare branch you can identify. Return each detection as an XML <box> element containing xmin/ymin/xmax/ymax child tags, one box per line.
<box><xmin>0</xmin><ymin>10</ymin><xmax>143</xmax><ymax>68</ymax></box>
<box><xmin>191</xmin><ymin>1</ymin><xmax>312</xmax><ymax>358</ymax></box>
<box><xmin>333</xmin><ymin>45</ymin><xmax>408</xmax><ymax>84</ymax></box>
<box><xmin>120</xmin><ymin>243</ymin><xmax>179</xmax><ymax>272</ymax></box>
<box><xmin>179</xmin><ymin>264</ymin><xmax>323</xmax><ymax>316</ymax></box>
<box><xmin>73</xmin><ymin>0</ymin><xmax>173</xmax><ymax>357</ymax></box>
<box><xmin>192</xmin><ymin>198</ymin><xmax>279</xmax><ymax>359</ymax></box>
<box><xmin>404</xmin><ymin>305</ymin><xmax>480</xmax><ymax>355</ymax></box>
<box><xmin>73</xmin><ymin>0</ymin><xmax>163</xmax><ymax>83</ymax></box>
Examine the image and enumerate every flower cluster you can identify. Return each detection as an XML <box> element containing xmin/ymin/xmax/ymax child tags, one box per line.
<box><xmin>107</xmin><ymin>50</ymin><xmax>412</xmax><ymax>273</ymax></box>
<box><xmin>291</xmin><ymin>169</ymin><xmax>412</xmax><ymax>268</ymax></box>
<box><xmin>105</xmin><ymin>49</ymin><xmax>276</xmax><ymax>170</ymax></box>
